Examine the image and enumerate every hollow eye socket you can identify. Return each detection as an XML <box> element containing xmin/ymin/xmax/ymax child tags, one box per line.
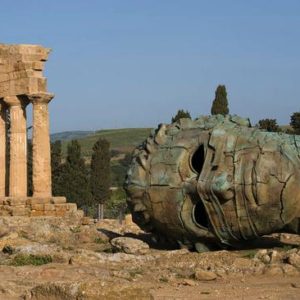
<box><xmin>193</xmin><ymin>200</ymin><xmax>209</xmax><ymax>229</ymax></box>
<box><xmin>191</xmin><ymin>144</ymin><xmax>205</xmax><ymax>174</ymax></box>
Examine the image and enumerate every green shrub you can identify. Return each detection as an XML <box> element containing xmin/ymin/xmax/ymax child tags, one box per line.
<box><xmin>94</xmin><ymin>237</ymin><xmax>105</xmax><ymax>244</ymax></box>
<box><xmin>10</xmin><ymin>254</ymin><xmax>52</xmax><ymax>266</ymax></box>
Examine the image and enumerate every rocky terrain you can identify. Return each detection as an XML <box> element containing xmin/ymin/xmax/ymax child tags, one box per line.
<box><xmin>0</xmin><ymin>214</ymin><xmax>299</xmax><ymax>299</ymax></box>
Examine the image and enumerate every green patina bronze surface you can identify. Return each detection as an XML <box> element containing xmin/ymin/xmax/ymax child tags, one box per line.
<box><xmin>124</xmin><ymin>115</ymin><xmax>300</xmax><ymax>249</ymax></box>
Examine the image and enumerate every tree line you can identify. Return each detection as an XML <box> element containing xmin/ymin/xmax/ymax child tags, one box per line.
<box><xmin>27</xmin><ymin>138</ymin><xmax>113</xmax><ymax>219</ymax></box>
<box><xmin>172</xmin><ymin>84</ymin><xmax>300</xmax><ymax>134</ymax></box>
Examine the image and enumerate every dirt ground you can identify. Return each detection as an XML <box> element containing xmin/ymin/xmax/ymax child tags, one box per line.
<box><xmin>0</xmin><ymin>216</ymin><xmax>299</xmax><ymax>299</ymax></box>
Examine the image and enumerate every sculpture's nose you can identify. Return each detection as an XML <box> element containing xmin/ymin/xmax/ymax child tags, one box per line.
<box><xmin>197</xmin><ymin>172</ymin><xmax>234</xmax><ymax>202</ymax></box>
<box><xmin>211</xmin><ymin>173</ymin><xmax>234</xmax><ymax>201</ymax></box>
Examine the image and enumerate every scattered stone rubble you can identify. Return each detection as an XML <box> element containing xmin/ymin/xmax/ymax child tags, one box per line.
<box><xmin>0</xmin><ymin>215</ymin><xmax>298</xmax><ymax>299</ymax></box>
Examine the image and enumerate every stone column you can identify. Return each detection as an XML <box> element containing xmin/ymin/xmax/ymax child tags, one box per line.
<box><xmin>28</xmin><ymin>93</ymin><xmax>54</xmax><ymax>197</ymax></box>
<box><xmin>0</xmin><ymin>100</ymin><xmax>7</xmax><ymax>196</ymax></box>
<box><xmin>3</xmin><ymin>96</ymin><xmax>28</xmax><ymax>197</ymax></box>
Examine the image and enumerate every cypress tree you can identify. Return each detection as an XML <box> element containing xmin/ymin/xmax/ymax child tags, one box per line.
<box><xmin>90</xmin><ymin>138</ymin><xmax>111</xmax><ymax>219</ymax></box>
<box><xmin>290</xmin><ymin>112</ymin><xmax>300</xmax><ymax>134</ymax></box>
<box><xmin>171</xmin><ymin>109</ymin><xmax>191</xmax><ymax>123</ymax></box>
<box><xmin>51</xmin><ymin>140</ymin><xmax>63</xmax><ymax>196</ymax></box>
<box><xmin>211</xmin><ymin>85</ymin><xmax>229</xmax><ymax>115</ymax></box>
<box><xmin>59</xmin><ymin>140</ymin><xmax>91</xmax><ymax>208</ymax></box>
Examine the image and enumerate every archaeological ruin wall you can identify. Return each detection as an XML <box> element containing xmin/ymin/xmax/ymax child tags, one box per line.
<box><xmin>0</xmin><ymin>44</ymin><xmax>77</xmax><ymax>217</ymax></box>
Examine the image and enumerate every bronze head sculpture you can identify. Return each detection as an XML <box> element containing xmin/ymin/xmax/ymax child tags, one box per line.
<box><xmin>124</xmin><ymin>115</ymin><xmax>300</xmax><ymax>250</ymax></box>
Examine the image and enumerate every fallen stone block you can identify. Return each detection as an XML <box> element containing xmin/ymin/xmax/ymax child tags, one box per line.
<box><xmin>111</xmin><ymin>237</ymin><xmax>149</xmax><ymax>255</ymax></box>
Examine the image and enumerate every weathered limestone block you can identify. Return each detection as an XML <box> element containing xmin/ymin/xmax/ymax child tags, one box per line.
<box><xmin>30</xmin><ymin>204</ymin><xmax>45</xmax><ymax>211</ymax></box>
<box><xmin>0</xmin><ymin>208</ymin><xmax>11</xmax><ymax>216</ymax></box>
<box><xmin>0</xmin><ymin>196</ymin><xmax>77</xmax><ymax>218</ymax></box>
<box><xmin>55</xmin><ymin>211</ymin><xmax>66</xmax><ymax>217</ymax></box>
<box><xmin>44</xmin><ymin>204</ymin><xmax>55</xmax><ymax>211</ymax></box>
<box><xmin>51</xmin><ymin>197</ymin><xmax>67</xmax><ymax>204</ymax></box>
<box><xmin>30</xmin><ymin>210</ymin><xmax>45</xmax><ymax>217</ymax></box>
<box><xmin>10</xmin><ymin>206</ymin><xmax>30</xmax><ymax>216</ymax></box>
<box><xmin>26</xmin><ymin>197</ymin><xmax>51</xmax><ymax>205</ymax></box>
<box><xmin>110</xmin><ymin>237</ymin><xmax>150</xmax><ymax>255</ymax></box>
<box><xmin>125</xmin><ymin>115</ymin><xmax>300</xmax><ymax>249</ymax></box>
<box><xmin>43</xmin><ymin>211</ymin><xmax>57</xmax><ymax>217</ymax></box>
<box><xmin>54</xmin><ymin>204</ymin><xmax>67</xmax><ymax>212</ymax></box>
<box><xmin>66</xmin><ymin>203</ymin><xmax>77</xmax><ymax>212</ymax></box>
<box><xmin>3</xmin><ymin>197</ymin><xmax>27</xmax><ymax>206</ymax></box>
<box><xmin>0</xmin><ymin>44</ymin><xmax>50</xmax><ymax>98</ymax></box>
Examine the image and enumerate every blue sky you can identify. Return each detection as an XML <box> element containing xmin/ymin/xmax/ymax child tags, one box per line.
<box><xmin>1</xmin><ymin>1</ymin><xmax>300</xmax><ymax>132</ymax></box>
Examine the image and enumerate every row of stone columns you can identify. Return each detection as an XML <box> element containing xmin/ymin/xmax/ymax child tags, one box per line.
<box><xmin>0</xmin><ymin>92</ymin><xmax>53</xmax><ymax>198</ymax></box>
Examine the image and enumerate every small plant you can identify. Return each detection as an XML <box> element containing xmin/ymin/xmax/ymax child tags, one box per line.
<box><xmin>10</xmin><ymin>254</ymin><xmax>52</xmax><ymax>266</ymax></box>
<box><xmin>128</xmin><ymin>269</ymin><xmax>144</xmax><ymax>277</ymax></box>
<box><xmin>281</xmin><ymin>244</ymin><xmax>295</xmax><ymax>251</ymax></box>
<box><xmin>159</xmin><ymin>276</ymin><xmax>168</xmax><ymax>283</ymax></box>
<box><xmin>70</xmin><ymin>225</ymin><xmax>81</xmax><ymax>233</ymax></box>
<box><xmin>241</xmin><ymin>249</ymin><xmax>257</xmax><ymax>259</ymax></box>
<box><xmin>62</xmin><ymin>246</ymin><xmax>74</xmax><ymax>251</ymax></box>
<box><xmin>94</xmin><ymin>237</ymin><xmax>105</xmax><ymax>244</ymax></box>
<box><xmin>19</xmin><ymin>230</ymin><xmax>29</xmax><ymax>239</ymax></box>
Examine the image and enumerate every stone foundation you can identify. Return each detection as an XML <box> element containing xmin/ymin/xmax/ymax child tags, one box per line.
<box><xmin>0</xmin><ymin>197</ymin><xmax>77</xmax><ymax>217</ymax></box>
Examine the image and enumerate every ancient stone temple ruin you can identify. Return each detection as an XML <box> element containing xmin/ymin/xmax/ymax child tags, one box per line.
<box><xmin>0</xmin><ymin>44</ymin><xmax>77</xmax><ymax>217</ymax></box>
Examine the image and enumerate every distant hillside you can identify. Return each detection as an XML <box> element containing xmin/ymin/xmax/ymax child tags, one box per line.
<box><xmin>51</xmin><ymin>131</ymin><xmax>93</xmax><ymax>142</ymax></box>
<box><xmin>56</xmin><ymin>128</ymin><xmax>152</xmax><ymax>158</ymax></box>
<box><xmin>54</xmin><ymin>128</ymin><xmax>152</xmax><ymax>187</ymax></box>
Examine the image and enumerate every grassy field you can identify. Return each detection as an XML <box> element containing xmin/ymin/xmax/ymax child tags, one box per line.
<box><xmin>60</xmin><ymin>128</ymin><xmax>152</xmax><ymax>158</ymax></box>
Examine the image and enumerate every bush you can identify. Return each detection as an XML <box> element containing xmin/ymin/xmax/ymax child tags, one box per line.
<box><xmin>171</xmin><ymin>110</ymin><xmax>191</xmax><ymax>123</ymax></box>
<box><xmin>10</xmin><ymin>254</ymin><xmax>52</xmax><ymax>266</ymax></box>
<box><xmin>105</xmin><ymin>188</ymin><xmax>128</xmax><ymax>219</ymax></box>
<box><xmin>258</xmin><ymin>119</ymin><xmax>280</xmax><ymax>132</ymax></box>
